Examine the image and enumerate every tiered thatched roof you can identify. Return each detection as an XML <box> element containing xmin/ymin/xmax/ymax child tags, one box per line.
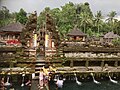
<box><xmin>104</xmin><ymin>31</ymin><xmax>120</xmax><ymax>39</ymax></box>
<box><xmin>68</xmin><ymin>27</ymin><xmax>86</xmax><ymax>36</ymax></box>
<box><xmin>0</xmin><ymin>22</ymin><xmax>24</xmax><ymax>32</ymax></box>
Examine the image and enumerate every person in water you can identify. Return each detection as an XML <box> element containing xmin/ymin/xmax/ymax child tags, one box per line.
<box><xmin>56</xmin><ymin>76</ymin><xmax>64</xmax><ymax>89</ymax></box>
<box><xmin>39</xmin><ymin>69</ymin><xmax>44</xmax><ymax>89</ymax></box>
<box><xmin>0</xmin><ymin>77</ymin><xmax>6</xmax><ymax>90</ymax></box>
<box><xmin>42</xmin><ymin>66</ymin><xmax>50</xmax><ymax>90</ymax></box>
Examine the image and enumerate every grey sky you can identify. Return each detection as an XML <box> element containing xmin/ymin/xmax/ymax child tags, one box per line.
<box><xmin>0</xmin><ymin>0</ymin><xmax>120</xmax><ymax>17</ymax></box>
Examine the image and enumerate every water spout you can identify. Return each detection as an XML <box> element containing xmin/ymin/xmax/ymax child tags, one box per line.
<box><xmin>74</xmin><ymin>73</ymin><xmax>82</xmax><ymax>85</ymax></box>
<box><xmin>54</xmin><ymin>75</ymin><xmax>59</xmax><ymax>81</ymax></box>
<box><xmin>109</xmin><ymin>76</ymin><xmax>118</xmax><ymax>84</ymax></box>
<box><xmin>108</xmin><ymin>72</ymin><xmax>118</xmax><ymax>84</ymax></box>
<box><xmin>4</xmin><ymin>76</ymin><xmax>11</xmax><ymax>86</ymax></box>
<box><xmin>32</xmin><ymin>73</ymin><xmax>35</xmax><ymax>79</ymax></box>
<box><xmin>90</xmin><ymin>73</ymin><xmax>101</xmax><ymax>84</ymax></box>
<box><xmin>21</xmin><ymin>74</ymin><xmax>25</xmax><ymax>87</ymax></box>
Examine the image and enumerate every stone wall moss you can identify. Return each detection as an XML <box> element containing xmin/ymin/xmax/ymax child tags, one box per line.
<box><xmin>0</xmin><ymin>47</ymin><xmax>35</xmax><ymax>69</ymax></box>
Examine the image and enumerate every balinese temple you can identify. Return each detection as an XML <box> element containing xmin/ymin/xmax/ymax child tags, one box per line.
<box><xmin>37</xmin><ymin>26</ymin><xmax>45</xmax><ymax>55</ymax></box>
<box><xmin>61</xmin><ymin>27</ymin><xmax>120</xmax><ymax>69</ymax></box>
<box><xmin>103</xmin><ymin>31</ymin><xmax>120</xmax><ymax>44</ymax></box>
<box><xmin>44</xmin><ymin>13</ymin><xmax>57</xmax><ymax>57</ymax></box>
<box><xmin>45</xmin><ymin>31</ymin><xmax>56</xmax><ymax>56</ymax></box>
<box><xmin>67</xmin><ymin>27</ymin><xmax>86</xmax><ymax>43</ymax></box>
<box><xmin>0</xmin><ymin>22</ymin><xmax>24</xmax><ymax>46</ymax></box>
<box><xmin>0</xmin><ymin>11</ymin><xmax>38</xmax><ymax>75</ymax></box>
<box><xmin>18</xmin><ymin>11</ymin><xmax>38</xmax><ymax>49</ymax></box>
<box><xmin>63</xmin><ymin>26</ymin><xmax>87</xmax><ymax>48</ymax></box>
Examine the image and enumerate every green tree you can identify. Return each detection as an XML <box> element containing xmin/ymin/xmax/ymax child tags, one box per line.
<box><xmin>87</xmin><ymin>28</ymin><xmax>93</xmax><ymax>37</ymax></box>
<box><xmin>79</xmin><ymin>2</ymin><xmax>93</xmax><ymax>33</ymax></box>
<box><xmin>16</xmin><ymin>8</ymin><xmax>28</xmax><ymax>24</ymax></box>
<box><xmin>0</xmin><ymin>6</ymin><xmax>10</xmax><ymax>19</ymax></box>
<box><xmin>50</xmin><ymin>8</ymin><xmax>60</xmax><ymax>26</ymax></box>
<box><xmin>0</xmin><ymin>6</ymin><xmax>13</xmax><ymax>27</ymax></box>
<box><xmin>59</xmin><ymin>2</ymin><xmax>76</xmax><ymax>37</ymax></box>
<box><xmin>112</xmin><ymin>38</ymin><xmax>120</xmax><ymax>46</ymax></box>
<box><xmin>38</xmin><ymin>7</ymin><xmax>51</xmax><ymax>28</ymax></box>
<box><xmin>94</xmin><ymin>11</ymin><xmax>103</xmax><ymax>33</ymax></box>
<box><xmin>106</xmin><ymin>11</ymin><xmax>117</xmax><ymax>31</ymax></box>
<box><xmin>80</xmin><ymin>12</ymin><xmax>92</xmax><ymax>33</ymax></box>
<box><xmin>115</xmin><ymin>21</ymin><xmax>120</xmax><ymax>35</ymax></box>
<box><xmin>37</xmin><ymin>2</ymin><xmax>120</xmax><ymax>39</ymax></box>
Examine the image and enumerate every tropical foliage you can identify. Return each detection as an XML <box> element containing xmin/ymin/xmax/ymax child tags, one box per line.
<box><xmin>112</xmin><ymin>38</ymin><xmax>120</xmax><ymax>46</ymax></box>
<box><xmin>0</xmin><ymin>6</ymin><xmax>13</xmax><ymax>27</ymax></box>
<box><xmin>15</xmin><ymin>8</ymin><xmax>28</xmax><ymax>25</ymax></box>
<box><xmin>0</xmin><ymin>2</ymin><xmax>120</xmax><ymax>38</ymax></box>
<box><xmin>38</xmin><ymin>2</ymin><xmax>120</xmax><ymax>39</ymax></box>
<box><xmin>0</xmin><ymin>7</ymin><xmax>28</xmax><ymax>27</ymax></box>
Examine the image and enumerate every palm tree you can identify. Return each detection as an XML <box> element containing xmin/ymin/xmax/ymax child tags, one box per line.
<box><xmin>80</xmin><ymin>2</ymin><xmax>93</xmax><ymax>33</ymax></box>
<box><xmin>106</xmin><ymin>11</ymin><xmax>117</xmax><ymax>31</ymax></box>
<box><xmin>113</xmin><ymin>19</ymin><xmax>120</xmax><ymax>35</ymax></box>
<box><xmin>80</xmin><ymin>12</ymin><xmax>92</xmax><ymax>33</ymax></box>
<box><xmin>95</xmin><ymin>11</ymin><xmax>103</xmax><ymax>33</ymax></box>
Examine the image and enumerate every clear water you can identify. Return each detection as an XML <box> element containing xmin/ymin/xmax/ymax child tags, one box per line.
<box><xmin>0</xmin><ymin>74</ymin><xmax>31</xmax><ymax>90</ymax></box>
<box><xmin>3</xmin><ymin>80</ymin><xmax>120</xmax><ymax>90</ymax></box>
<box><xmin>49</xmin><ymin>80</ymin><xmax>120</xmax><ymax>90</ymax></box>
<box><xmin>5</xmin><ymin>84</ymin><xmax>30</xmax><ymax>90</ymax></box>
<box><xmin>1</xmin><ymin>75</ymin><xmax>120</xmax><ymax>90</ymax></box>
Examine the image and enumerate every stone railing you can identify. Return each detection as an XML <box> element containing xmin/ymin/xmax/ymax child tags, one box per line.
<box><xmin>64</xmin><ymin>52</ymin><xmax>120</xmax><ymax>58</ymax></box>
<box><xmin>63</xmin><ymin>46</ymin><xmax>120</xmax><ymax>53</ymax></box>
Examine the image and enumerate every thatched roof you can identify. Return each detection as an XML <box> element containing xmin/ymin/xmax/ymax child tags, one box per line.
<box><xmin>104</xmin><ymin>31</ymin><xmax>120</xmax><ymax>39</ymax></box>
<box><xmin>67</xmin><ymin>27</ymin><xmax>86</xmax><ymax>36</ymax></box>
<box><xmin>0</xmin><ymin>22</ymin><xmax>24</xmax><ymax>32</ymax></box>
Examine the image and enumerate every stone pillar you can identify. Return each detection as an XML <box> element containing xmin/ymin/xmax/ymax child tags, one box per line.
<box><xmin>70</xmin><ymin>60</ymin><xmax>73</xmax><ymax>68</ymax></box>
<box><xmin>101</xmin><ymin>61</ymin><xmax>104</xmax><ymax>71</ymax></box>
<box><xmin>49</xmin><ymin>36</ymin><xmax>52</xmax><ymax>48</ymax></box>
<box><xmin>85</xmin><ymin>61</ymin><xmax>89</xmax><ymax>70</ymax></box>
<box><xmin>48</xmin><ymin>32</ymin><xmax>53</xmax><ymax>49</ymax></box>
<box><xmin>114</xmin><ymin>61</ymin><xmax>118</xmax><ymax>67</ymax></box>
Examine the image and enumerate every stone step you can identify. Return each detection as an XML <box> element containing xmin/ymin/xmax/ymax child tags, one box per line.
<box><xmin>35</xmin><ymin>67</ymin><xmax>42</xmax><ymax>71</ymax></box>
<box><xmin>35</xmin><ymin>63</ymin><xmax>45</xmax><ymax>66</ymax></box>
<box><xmin>35</xmin><ymin>56</ymin><xmax>45</xmax><ymax>77</ymax></box>
<box><xmin>37</xmin><ymin>56</ymin><xmax>44</xmax><ymax>59</ymax></box>
<box><xmin>36</xmin><ymin>60</ymin><xmax>45</xmax><ymax>63</ymax></box>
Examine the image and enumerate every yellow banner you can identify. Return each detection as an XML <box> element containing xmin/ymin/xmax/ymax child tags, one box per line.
<box><xmin>45</xmin><ymin>34</ymin><xmax>48</xmax><ymax>40</ymax></box>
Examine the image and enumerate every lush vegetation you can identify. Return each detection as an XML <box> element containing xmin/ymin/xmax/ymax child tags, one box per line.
<box><xmin>38</xmin><ymin>2</ymin><xmax>120</xmax><ymax>38</ymax></box>
<box><xmin>0</xmin><ymin>2</ymin><xmax>120</xmax><ymax>38</ymax></box>
<box><xmin>0</xmin><ymin>6</ymin><xmax>13</xmax><ymax>27</ymax></box>
<box><xmin>0</xmin><ymin>6</ymin><xmax>28</xmax><ymax>27</ymax></box>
